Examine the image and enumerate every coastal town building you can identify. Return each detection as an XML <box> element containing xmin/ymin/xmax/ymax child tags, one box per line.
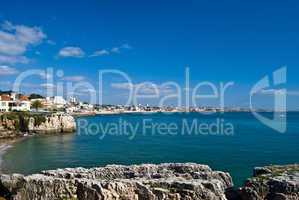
<box><xmin>53</xmin><ymin>96</ymin><xmax>67</xmax><ymax>106</ymax></box>
<box><xmin>29</xmin><ymin>96</ymin><xmax>67</xmax><ymax>110</ymax></box>
<box><xmin>69</xmin><ymin>97</ymin><xmax>78</xmax><ymax>104</ymax></box>
<box><xmin>0</xmin><ymin>91</ymin><xmax>242</xmax><ymax>114</ymax></box>
<box><xmin>0</xmin><ymin>93</ymin><xmax>31</xmax><ymax>112</ymax></box>
<box><xmin>0</xmin><ymin>95</ymin><xmax>10</xmax><ymax>112</ymax></box>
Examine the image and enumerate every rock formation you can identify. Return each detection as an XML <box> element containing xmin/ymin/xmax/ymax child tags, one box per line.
<box><xmin>28</xmin><ymin>114</ymin><xmax>76</xmax><ymax>134</ymax></box>
<box><xmin>0</xmin><ymin>163</ymin><xmax>298</xmax><ymax>200</ymax></box>
<box><xmin>227</xmin><ymin>164</ymin><xmax>299</xmax><ymax>200</ymax></box>
<box><xmin>0</xmin><ymin>163</ymin><xmax>233</xmax><ymax>200</ymax></box>
<box><xmin>0</xmin><ymin>113</ymin><xmax>76</xmax><ymax>139</ymax></box>
<box><xmin>0</xmin><ymin>119</ymin><xmax>23</xmax><ymax>139</ymax></box>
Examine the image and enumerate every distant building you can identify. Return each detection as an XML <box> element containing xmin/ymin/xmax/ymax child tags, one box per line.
<box><xmin>0</xmin><ymin>93</ymin><xmax>31</xmax><ymax>112</ymax></box>
<box><xmin>28</xmin><ymin>96</ymin><xmax>68</xmax><ymax>110</ymax></box>
<box><xmin>45</xmin><ymin>96</ymin><xmax>67</xmax><ymax>109</ymax></box>
<box><xmin>69</xmin><ymin>97</ymin><xmax>78</xmax><ymax>104</ymax></box>
<box><xmin>53</xmin><ymin>96</ymin><xmax>66</xmax><ymax>105</ymax></box>
<box><xmin>0</xmin><ymin>95</ymin><xmax>10</xmax><ymax>112</ymax></box>
<box><xmin>79</xmin><ymin>102</ymin><xmax>94</xmax><ymax>111</ymax></box>
<box><xmin>16</xmin><ymin>95</ymin><xmax>31</xmax><ymax>111</ymax></box>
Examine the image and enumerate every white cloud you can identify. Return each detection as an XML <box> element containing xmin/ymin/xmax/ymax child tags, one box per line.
<box><xmin>110</xmin><ymin>43</ymin><xmax>132</xmax><ymax>54</ymax></box>
<box><xmin>121</xmin><ymin>43</ymin><xmax>132</xmax><ymax>49</ymax></box>
<box><xmin>47</xmin><ymin>40</ymin><xmax>56</xmax><ymax>45</ymax></box>
<box><xmin>62</xmin><ymin>76</ymin><xmax>85</xmax><ymax>81</ymax></box>
<box><xmin>58</xmin><ymin>46</ymin><xmax>85</xmax><ymax>58</ymax></box>
<box><xmin>0</xmin><ymin>21</ymin><xmax>46</xmax><ymax>64</ymax></box>
<box><xmin>0</xmin><ymin>31</ymin><xmax>26</xmax><ymax>55</ymax></box>
<box><xmin>40</xmin><ymin>83</ymin><xmax>55</xmax><ymax>89</ymax></box>
<box><xmin>0</xmin><ymin>55</ymin><xmax>29</xmax><ymax>64</ymax></box>
<box><xmin>90</xmin><ymin>49</ymin><xmax>110</xmax><ymax>57</ymax></box>
<box><xmin>0</xmin><ymin>65</ymin><xmax>19</xmax><ymax>75</ymax></box>
<box><xmin>110</xmin><ymin>47</ymin><xmax>120</xmax><ymax>53</ymax></box>
<box><xmin>0</xmin><ymin>21</ymin><xmax>46</xmax><ymax>55</ymax></box>
<box><xmin>92</xmin><ymin>44</ymin><xmax>132</xmax><ymax>56</ymax></box>
<box><xmin>0</xmin><ymin>81</ymin><xmax>11</xmax><ymax>86</ymax></box>
<box><xmin>82</xmin><ymin>43</ymin><xmax>132</xmax><ymax>58</ymax></box>
<box><xmin>76</xmin><ymin>88</ymin><xmax>96</xmax><ymax>93</ymax></box>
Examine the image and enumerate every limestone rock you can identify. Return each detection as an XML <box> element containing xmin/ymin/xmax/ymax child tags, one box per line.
<box><xmin>0</xmin><ymin>163</ymin><xmax>233</xmax><ymax>200</ymax></box>
<box><xmin>229</xmin><ymin>164</ymin><xmax>299</xmax><ymax>200</ymax></box>
<box><xmin>0</xmin><ymin>113</ymin><xmax>76</xmax><ymax>139</ymax></box>
<box><xmin>28</xmin><ymin>114</ymin><xmax>76</xmax><ymax>134</ymax></box>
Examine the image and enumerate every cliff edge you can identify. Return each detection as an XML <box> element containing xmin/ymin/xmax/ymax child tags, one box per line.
<box><xmin>0</xmin><ymin>112</ymin><xmax>76</xmax><ymax>139</ymax></box>
<box><xmin>0</xmin><ymin>163</ymin><xmax>233</xmax><ymax>200</ymax></box>
<box><xmin>227</xmin><ymin>164</ymin><xmax>299</xmax><ymax>200</ymax></box>
<box><xmin>0</xmin><ymin>163</ymin><xmax>298</xmax><ymax>199</ymax></box>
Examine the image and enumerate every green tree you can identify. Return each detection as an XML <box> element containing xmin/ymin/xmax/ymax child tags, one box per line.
<box><xmin>29</xmin><ymin>93</ymin><xmax>44</xmax><ymax>100</ymax></box>
<box><xmin>32</xmin><ymin>100</ymin><xmax>43</xmax><ymax>111</ymax></box>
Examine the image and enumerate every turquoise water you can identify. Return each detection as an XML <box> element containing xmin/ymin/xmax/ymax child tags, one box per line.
<box><xmin>1</xmin><ymin>112</ymin><xmax>299</xmax><ymax>187</ymax></box>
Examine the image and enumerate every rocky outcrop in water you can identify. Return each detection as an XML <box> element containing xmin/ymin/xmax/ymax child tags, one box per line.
<box><xmin>0</xmin><ymin>113</ymin><xmax>76</xmax><ymax>139</ymax></box>
<box><xmin>0</xmin><ymin>163</ymin><xmax>233</xmax><ymax>200</ymax></box>
<box><xmin>227</xmin><ymin>164</ymin><xmax>299</xmax><ymax>200</ymax></box>
<box><xmin>28</xmin><ymin>114</ymin><xmax>76</xmax><ymax>134</ymax></box>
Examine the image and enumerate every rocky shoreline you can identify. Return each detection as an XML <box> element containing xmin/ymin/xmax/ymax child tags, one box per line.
<box><xmin>0</xmin><ymin>163</ymin><xmax>297</xmax><ymax>200</ymax></box>
<box><xmin>0</xmin><ymin>113</ymin><xmax>76</xmax><ymax>139</ymax></box>
<box><xmin>227</xmin><ymin>164</ymin><xmax>299</xmax><ymax>200</ymax></box>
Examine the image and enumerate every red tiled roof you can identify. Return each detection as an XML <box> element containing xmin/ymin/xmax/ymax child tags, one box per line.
<box><xmin>0</xmin><ymin>95</ymin><xmax>11</xmax><ymax>101</ymax></box>
<box><xmin>19</xmin><ymin>95</ymin><xmax>29</xmax><ymax>101</ymax></box>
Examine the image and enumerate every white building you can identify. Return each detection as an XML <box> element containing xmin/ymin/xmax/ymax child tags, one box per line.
<box><xmin>69</xmin><ymin>97</ymin><xmax>78</xmax><ymax>104</ymax></box>
<box><xmin>0</xmin><ymin>95</ymin><xmax>10</xmax><ymax>112</ymax></box>
<box><xmin>0</xmin><ymin>94</ymin><xmax>31</xmax><ymax>112</ymax></box>
<box><xmin>10</xmin><ymin>101</ymin><xmax>31</xmax><ymax>111</ymax></box>
<box><xmin>79</xmin><ymin>102</ymin><xmax>94</xmax><ymax>111</ymax></box>
<box><xmin>45</xmin><ymin>96</ymin><xmax>67</xmax><ymax>109</ymax></box>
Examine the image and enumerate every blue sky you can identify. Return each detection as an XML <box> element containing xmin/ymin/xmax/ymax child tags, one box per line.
<box><xmin>0</xmin><ymin>0</ymin><xmax>298</xmax><ymax>109</ymax></box>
